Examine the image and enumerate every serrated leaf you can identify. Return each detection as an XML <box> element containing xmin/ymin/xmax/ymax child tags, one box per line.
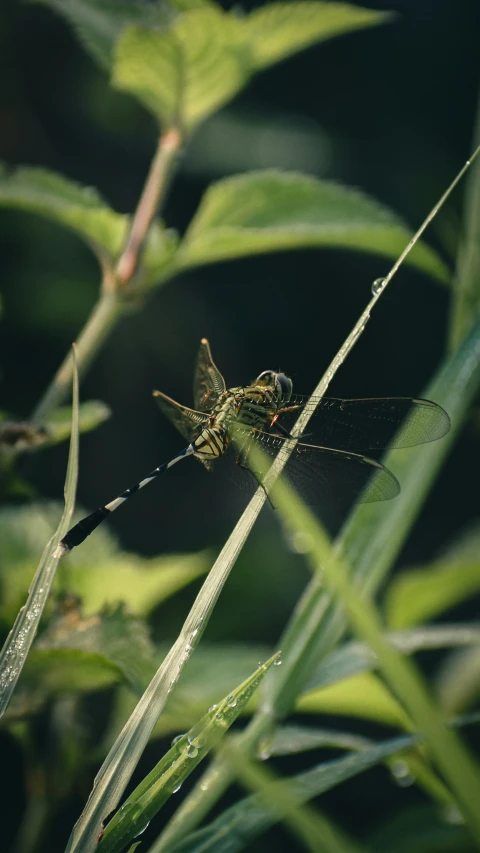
<box><xmin>113</xmin><ymin>11</ymin><xmax>250</xmax><ymax>132</ymax></box>
<box><xmin>0</xmin><ymin>165</ymin><xmax>176</xmax><ymax>272</ymax></box>
<box><xmin>178</xmin><ymin>171</ymin><xmax>450</xmax><ymax>282</ymax></box>
<box><xmin>34</xmin><ymin>0</ymin><xmax>169</xmax><ymax>70</ymax></box>
<box><xmin>112</xmin><ymin>3</ymin><xmax>389</xmax><ymax>134</ymax></box>
<box><xmin>98</xmin><ymin>653</ymin><xmax>280</xmax><ymax>853</ymax></box>
<box><xmin>35</xmin><ymin>603</ymin><xmax>157</xmax><ymax>693</ymax></box>
<box><xmin>245</xmin><ymin>2</ymin><xmax>392</xmax><ymax>70</ymax></box>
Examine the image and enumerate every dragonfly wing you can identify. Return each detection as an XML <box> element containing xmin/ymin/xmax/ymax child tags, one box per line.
<box><xmin>153</xmin><ymin>390</ymin><xmax>209</xmax><ymax>444</ymax></box>
<box><xmin>194</xmin><ymin>338</ymin><xmax>226</xmax><ymax>412</ymax></box>
<box><xmin>277</xmin><ymin>397</ymin><xmax>450</xmax><ymax>452</ymax></box>
<box><xmin>239</xmin><ymin>432</ymin><xmax>399</xmax><ymax>507</ymax></box>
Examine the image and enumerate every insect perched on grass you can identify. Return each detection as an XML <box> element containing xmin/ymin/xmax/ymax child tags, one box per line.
<box><xmin>58</xmin><ymin>338</ymin><xmax>450</xmax><ymax>553</ymax></box>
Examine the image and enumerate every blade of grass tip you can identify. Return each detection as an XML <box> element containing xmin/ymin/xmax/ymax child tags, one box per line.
<box><xmin>98</xmin><ymin>653</ymin><xmax>280</xmax><ymax>853</ymax></box>
<box><xmin>151</xmin><ymin>149</ymin><xmax>480</xmax><ymax>852</ymax></box>
<box><xmin>266</xmin><ymin>470</ymin><xmax>480</xmax><ymax>840</ymax></box>
<box><xmin>0</xmin><ymin>345</ymin><xmax>79</xmax><ymax>717</ymax></box>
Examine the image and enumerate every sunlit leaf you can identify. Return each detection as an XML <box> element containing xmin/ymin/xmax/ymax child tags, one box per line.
<box><xmin>245</xmin><ymin>2</ymin><xmax>392</xmax><ymax>70</ymax></box>
<box><xmin>385</xmin><ymin>531</ymin><xmax>480</xmax><ymax>628</ymax></box>
<box><xmin>70</xmin><ymin>550</ymin><xmax>211</xmax><ymax>615</ymax></box>
<box><xmin>44</xmin><ymin>400</ymin><xmax>111</xmax><ymax>443</ymax></box>
<box><xmin>297</xmin><ymin>672</ymin><xmax>409</xmax><ymax>728</ymax></box>
<box><xmin>271</xmin><ymin>724</ymin><xmax>371</xmax><ymax>756</ymax></box>
<box><xmin>0</xmin><ymin>165</ymin><xmax>176</xmax><ymax>272</ymax></box>
<box><xmin>97</xmin><ymin>654</ymin><xmax>280</xmax><ymax>853</ymax></box>
<box><xmin>112</xmin><ymin>3</ymin><xmax>389</xmax><ymax>134</ymax></box>
<box><xmin>112</xmin><ymin>11</ymin><xmax>250</xmax><ymax>132</ymax></box>
<box><xmin>178</xmin><ymin>171</ymin><xmax>450</xmax><ymax>282</ymax></box>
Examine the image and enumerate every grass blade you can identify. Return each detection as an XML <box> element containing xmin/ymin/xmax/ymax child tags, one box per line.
<box><xmin>98</xmin><ymin>653</ymin><xmax>280</xmax><ymax>853</ymax></box>
<box><xmin>0</xmin><ymin>346</ymin><xmax>79</xmax><ymax>717</ymax></box>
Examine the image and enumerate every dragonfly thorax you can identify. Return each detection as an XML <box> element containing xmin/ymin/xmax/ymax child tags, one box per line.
<box><xmin>192</xmin><ymin>380</ymin><xmax>289</xmax><ymax>465</ymax></box>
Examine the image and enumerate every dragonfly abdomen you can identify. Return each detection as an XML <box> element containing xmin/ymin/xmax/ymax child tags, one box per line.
<box><xmin>192</xmin><ymin>427</ymin><xmax>228</xmax><ymax>461</ymax></box>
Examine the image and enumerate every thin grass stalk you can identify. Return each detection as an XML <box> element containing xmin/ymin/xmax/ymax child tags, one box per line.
<box><xmin>0</xmin><ymin>348</ymin><xmax>79</xmax><ymax>717</ymax></box>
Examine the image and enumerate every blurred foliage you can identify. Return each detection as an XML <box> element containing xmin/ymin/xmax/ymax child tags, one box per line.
<box><xmin>1</xmin><ymin>0</ymin><xmax>480</xmax><ymax>851</ymax></box>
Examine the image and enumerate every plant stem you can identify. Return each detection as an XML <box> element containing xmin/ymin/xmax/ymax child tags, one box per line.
<box><xmin>31</xmin><ymin>291</ymin><xmax>120</xmax><ymax>424</ymax></box>
<box><xmin>449</xmin><ymin>92</ymin><xmax>480</xmax><ymax>350</ymax></box>
<box><xmin>31</xmin><ymin>127</ymin><xmax>183</xmax><ymax>424</ymax></box>
<box><xmin>116</xmin><ymin>128</ymin><xmax>182</xmax><ymax>285</ymax></box>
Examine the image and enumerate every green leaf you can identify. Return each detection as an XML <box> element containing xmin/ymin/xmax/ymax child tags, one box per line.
<box><xmin>368</xmin><ymin>805</ymin><xmax>473</xmax><ymax>853</ymax></box>
<box><xmin>297</xmin><ymin>672</ymin><xmax>408</xmax><ymax>728</ymax></box>
<box><xmin>34</xmin><ymin>0</ymin><xmax>170</xmax><ymax>70</ymax></box>
<box><xmin>244</xmin><ymin>2</ymin><xmax>393</xmax><ymax>71</ymax></box>
<box><xmin>34</xmin><ymin>603</ymin><xmax>157</xmax><ymax>693</ymax></box>
<box><xmin>112</xmin><ymin>11</ymin><xmax>250</xmax><ymax>133</ymax></box>
<box><xmin>98</xmin><ymin>653</ymin><xmax>280</xmax><ymax>853</ymax></box>
<box><xmin>70</xmin><ymin>550</ymin><xmax>211</xmax><ymax>615</ymax></box>
<box><xmin>178</xmin><ymin>171</ymin><xmax>450</xmax><ymax>282</ymax></box>
<box><xmin>385</xmin><ymin>530</ymin><xmax>480</xmax><ymax>628</ymax></box>
<box><xmin>112</xmin><ymin>3</ymin><xmax>390</xmax><ymax>134</ymax></box>
<box><xmin>44</xmin><ymin>400</ymin><xmax>111</xmax><ymax>444</ymax></box>
<box><xmin>0</xmin><ymin>165</ymin><xmax>176</xmax><ymax>271</ymax></box>
<box><xmin>21</xmin><ymin>648</ymin><xmax>125</xmax><ymax>694</ymax></box>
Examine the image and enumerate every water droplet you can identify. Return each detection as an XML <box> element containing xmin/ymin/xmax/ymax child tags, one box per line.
<box><xmin>215</xmin><ymin>710</ymin><xmax>224</xmax><ymax>722</ymax></box>
<box><xmin>390</xmin><ymin>759</ymin><xmax>415</xmax><ymax>787</ymax></box>
<box><xmin>133</xmin><ymin>820</ymin><xmax>150</xmax><ymax>838</ymax></box>
<box><xmin>274</xmin><ymin>655</ymin><xmax>282</xmax><ymax>666</ymax></box>
<box><xmin>171</xmin><ymin>734</ymin><xmax>185</xmax><ymax>747</ymax></box>
<box><xmin>187</xmin><ymin>743</ymin><xmax>198</xmax><ymax>758</ymax></box>
<box><xmin>226</xmin><ymin>694</ymin><xmax>237</xmax><ymax>708</ymax></box>
<box><xmin>200</xmin><ymin>781</ymin><xmax>209</xmax><ymax>791</ymax></box>
<box><xmin>257</xmin><ymin>660</ymin><xmax>264</xmax><ymax>667</ymax></box>
<box><xmin>371</xmin><ymin>277</ymin><xmax>386</xmax><ymax>296</ymax></box>
<box><xmin>172</xmin><ymin>783</ymin><xmax>182</xmax><ymax>794</ymax></box>
<box><xmin>257</xmin><ymin>736</ymin><xmax>273</xmax><ymax>761</ymax></box>
<box><xmin>443</xmin><ymin>804</ymin><xmax>464</xmax><ymax>825</ymax></box>
<box><xmin>208</xmin><ymin>703</ymin><xmax>218</xmax><ymax>712</ymax></box>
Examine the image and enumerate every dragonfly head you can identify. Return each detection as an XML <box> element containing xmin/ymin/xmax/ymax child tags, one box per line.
<box><xmin>255</xmin><ymin>370</ymin><xmax>293</xmax><ymax>404</ymax></box>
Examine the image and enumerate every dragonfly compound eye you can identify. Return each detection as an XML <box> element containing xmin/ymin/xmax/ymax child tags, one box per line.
<box><xmin>255</xmin><ymin>370</ymin><xmax>277</xmax><ymax>387</ymax></box>
<box><xmin>275</xmin><ymin>373</ymin><xmax>293</xmax><ymax>403</ymax></box>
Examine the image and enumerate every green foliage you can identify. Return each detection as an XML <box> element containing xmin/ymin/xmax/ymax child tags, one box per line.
<box><xmin>178</xmin><ymin>170</ymin><xmax>450</xmax><ymax>281</ymax></box>
<box><xmin>0</xmin><ymin>165</ymin><xmax>177</xmax><ymax>275</ymax></box>
<box><xmin>112</xmin><ymin>3</ymin><xmax>389</xmax><ymax>133</ymax></box>
<box><xmin>385</xmin><ymin>527</ymin><xmax>480</xmax><ymax>628</ymax></box>
<box><xmin>98</xmin><ymin>654</ymin><xmax>279</xmax><ymax>853</ymax></box>
<box><xmin>165</xmin><ymin>733</ymin><xmax>422</xmax><ymax>853</ymax></box>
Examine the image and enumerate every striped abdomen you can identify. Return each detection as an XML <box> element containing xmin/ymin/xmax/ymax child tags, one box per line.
<box><xmin>192</xmin><ymin>427</ymin><xmax>228</xmax><ymax>461</ymax></box>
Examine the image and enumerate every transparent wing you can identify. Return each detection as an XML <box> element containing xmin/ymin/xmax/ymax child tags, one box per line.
<box><xmin>267</xmin><ymin>397</ymin><xmax>450</xmax><ymax>452</ymax></box>
<box><xmin>153</xmin><ymin>390</ymin><xmax>208</xmax><ymax>444</ymax></box>
<box><xmin>194</xmin><ymin>338</ymin><xmax>226</xmax><ymax>413</ymax></box>
<box><xmin>230</xmin><ymin>430</ymin><xmax>399</xmax><ymax>508</ymax></box>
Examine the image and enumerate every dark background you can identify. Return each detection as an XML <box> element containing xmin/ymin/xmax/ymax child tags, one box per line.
<box><xmin>1</xmin><ymin>0</ymin><xmax>479</xmax><ymax>850</ymax></box>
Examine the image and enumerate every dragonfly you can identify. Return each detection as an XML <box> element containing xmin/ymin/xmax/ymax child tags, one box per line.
<box><xmin>58</xmin><ymin>338</ymin><xmax>450</xmax><ymax>553</ymax></box>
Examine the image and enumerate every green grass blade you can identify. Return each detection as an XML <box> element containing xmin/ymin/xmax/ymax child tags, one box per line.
<box><xmin>64</xmin><ymin>487</ymin><xmax>270</xmax><ymax>853</ymax></box>
<box><xmin>160</xmin><ymin>720</ymin><xmax>480</xmax><ymax>853</ymax></box>
<box><xmin>98</xmin><ymin>653</ymin><xmax>280</xmax><ymax>853</ymax></box>
<box><xmin>0</xmin><ymin>346</ymin><xmax>79</xmax><ymax>717</ymax></box>
<box><xmin>265</xmin><ymin>466</ymin><xmax>480</xmax><ymax>838</ymax></box>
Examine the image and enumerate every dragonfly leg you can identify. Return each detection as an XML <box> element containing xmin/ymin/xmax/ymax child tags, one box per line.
<box><xmin>235</xmin><ymin>453</ymin><xmax>275</xmax><ymax>508</ymax></box>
